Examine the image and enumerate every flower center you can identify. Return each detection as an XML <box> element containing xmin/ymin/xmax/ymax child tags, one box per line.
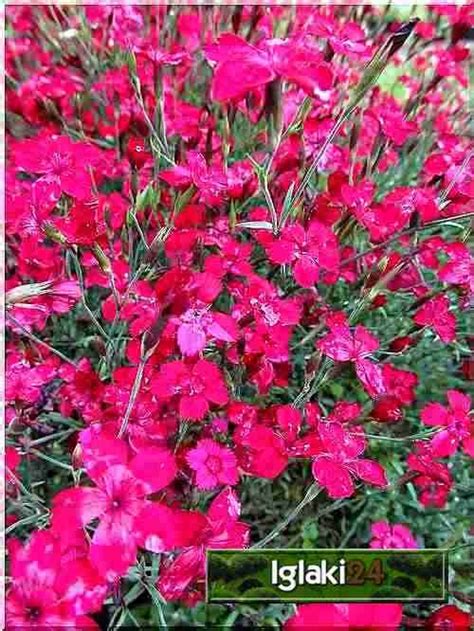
<box><xmin>26</xmin><ymin>606</ymin><xmax>42</xmax><ymax>621</ymax></box>
<box><xmin>111</xmin><ymin>497</ymin><xmax>122</xmax><ymax>509</ymax></box>
<box><xmin>206</xmin><ymin>455</ymin><xmax>222</xmax><ymax>474</ymax></box>
<box><xmin>50</xmin><ymin>152</ymin><xmax>72</xmax><ymax>174</ymax></box>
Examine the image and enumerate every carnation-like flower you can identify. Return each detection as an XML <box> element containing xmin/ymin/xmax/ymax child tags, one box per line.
<box><xmin>186</xmin><ymin>438</ymin><xmax>239</xmax><ymax>490</ymax></box>
<box><xmin>284</xmin><ymin>603</ymin><xmax>403</xmax><ymax>630</ymax></box>
<box><xmin>369</xmin><ymin>521</ymin><xmax>418</xmax><ymax>549</ymax></box>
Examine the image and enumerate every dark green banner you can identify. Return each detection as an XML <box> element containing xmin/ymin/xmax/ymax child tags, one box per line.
<box><xmin>206</xmin><ymin>549</ymin><xmax>448</xmax><ymax>603</ymax></box>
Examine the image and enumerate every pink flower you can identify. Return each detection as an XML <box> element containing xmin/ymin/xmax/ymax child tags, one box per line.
<box><xmin>160</xmin><ymin>151</ymin><xmax>227</xmax><ymax>206</ymax></box>
<box><xmin>369</xmin><ymin>521</ymin><xmax>418</xmax><ymax>549</ymax></box>
<box><xmin>308</xmin><ymin>15</ymin><xmax>371</xmax><ymax>59</ymax></box>
<box><xmin>266</xmin><ymin>221</ymin><xmax>340</xmax><ymax>288</ymax></box>
<box><xmin>414</xmin><ymin>295</ymin><xmax>456</xmax><ymax>343</ymax></box>
<box><xmin>176</xmin><ymin>306</ymin><xmax>238</xmax><ymax>356</ymax></box>
<box><xmin>205</xmin><ymin>33</ymin><xmax>332</xmax><ymax>102</ymax></box>
<box><xmin>407</xmin><ymin>442</ymin><xmax>453</xmax><ymax>508</ymax></box>
<box><xmin>152</xmin><ymin>359</ymin><xmax>229</xmax><ymax>420</ymax></box>
<box><xmin>134</xmin><ymin>504</ymin><xmax>208</xmax><ymax>554</ymax></box>
<box><xmin>235</xmin><ymin>424</ymin><xmax>288</xmax><ymax>479</ymax></box>
<box><xmin>284</xmin><ymin>603</ymin><xmax>403</xmax><ymax>630</ymax></box>
<box><xmin>52</xmin><ymin>428</ymin><xmax>177</xmax><ymax>580</ymax></box>
<box><xmin>7</xmin><ymin>530</ymin><xmax>107</xmax><ymax>628</ymax></box>
<box><xmin>6</xmin><ymin>353</ymin><xmax>57</xmax><ymax>406</ymax></box>
<box><xmin>312</xmin><ymin>422</ymin><xmax>387</xmax><ymax>499</ymax></box>
<box><xmin>318</xmin><ymin>317</ymin><xmax>386</xmax><ymax>398</ymax></box>
<box><xmin>230</xmin><ymin>275</ymin><xmax>301</xmax><ymax>327</ymax></box>
<box><xmin>186</xmin><ymin>438</ymin><xmax>239</xmax><ymax>490</ymax></box>
<box><xmin>157</xmin><ymin>488</ymin><xmax>249</xmax><ymax>602</ymax></box>
<box><xmin>15</xmin><ymin>134</ymin><xmax>101</xmax><ymax>200</ymax></box>
<box><xmin>421</xmin><ymin>390</ymin><xmax>473</xmax><ymax>457</ymax></box>
<box><xmin>438</xmin><ymin>242</ymin><xmax>474</xmax><ymax>293</ymax></box>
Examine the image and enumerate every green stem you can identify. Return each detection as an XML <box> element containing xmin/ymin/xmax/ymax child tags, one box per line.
<box><xmin>28</xmin><ymin>448</ymin><xmax>74</xmax><ymax>472</ymax></box>
<box><xmin>7</xmin><ymin>314</ymin><xmax>76</xmax><ymax>366</ymax></box>
<box><xmin>139</xmin><ymin>580</ymin><xmax>168</xmax><ymax>629</ymax></box>
<box><xmin>117</xmin><ymin>357</ymin><xmax>147</xmax><ymax>439</ymax></box>
<box><xmin>341</xmin><ymin>212</ymin><xmax>474</xmax><ymax>268</ymax></box>
<box><xmin>252</xmin><ymin>483</ymin><xmax>321</xmax><ymax>549</ymax></box>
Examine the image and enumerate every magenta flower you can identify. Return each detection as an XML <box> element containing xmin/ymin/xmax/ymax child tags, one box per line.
<box><xmin>160</xmin><ymin>151</ymin><xmax>228</xmax><ymax>206</ymax></box>
<box><xmin>151</xmin><ymin>359</ymin><xmax>229</xmax><ymax>420</ymax></box>
<box><xmin>318</xmin><ymin>316</ymin><xmax>386</xmax><ymax>398</ymax></box>
<box><xmin>205</xmin><ymin>33</ymin><xmax>333</xmax><ymax>102</ymax></box>
<box><xmin>438</xmin><ymin>242</ymin><xmax>474</xmax><ymax>293</ymax></box>
<box><xmin>7</xmin><ymin>530</ymin><xmax>107</xmax><ymax>628</ymax></box>
<box><xmin>15</xmin><ymin>134</ymin><xmax>101</xmax><ymax>200</ymax></box>
<box><xmin>176</xmin><ymin>305</ymin><xmax>238</xmax><ymax>356</ymax></box>
<box><xmin>285</xmin><ymin>604</ymin><xmax>403</xmax><ymax>631</ymax></box>
<box><xmin>157</xmin><ymin>489</ymin><xmax>250</xmax><ymax>602</ymax></box>
<box><xmin>52</xmin><ymin>429</ymin><xmax>177</xmax><ymax>580</ymax></box>
<box><xmin>266</xmin><ymin>221</ymin><xmax>340</xmax><ymax>288</ymax></box>
<box><xmin>414</xmin><ymin>295</ymin><xmax>456</xmax><ymax>343</ymax></box>
<box><xmin>186</xmin><ymin>438</ymin><xmax>239</xmax><ymax>490</ymax></box>
<box><xmin>369</xmin><ymin>521</ymin><xmax>418</xmax><ymax>549</ymax></box>
<box><xmin>421</xmin><ymin>390</ymin><xmax>473</xmax><ymax>457</ymax></box>
<box><xmin>312</xmin><ymin>422</ymin><xmax>387</xmax><ymax>499</ymax></box>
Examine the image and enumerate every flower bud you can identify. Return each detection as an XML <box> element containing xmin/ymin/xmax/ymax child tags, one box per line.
<box><xmin>92</xmin><ymin>244</ymin><xmax>112</xmax><ymax>274</ymax></box>
<box><xmin>371</xmin><ymin>294</ymin><xmax>387</xmax><ymax>309</ymax></box>
<box><xmin>43</xmin><ymin>222</ymin><xmax>67</xmax><ymax>244</ymax></box>
<box><xmin>71</xmin><ymin>442</ymin><xmax>82</xmax><ymax>469</ymax></box>
<box><xmin>389</xmin><ymin>336</ymin><xmax>414</xmax><ymax>353</ymax></box>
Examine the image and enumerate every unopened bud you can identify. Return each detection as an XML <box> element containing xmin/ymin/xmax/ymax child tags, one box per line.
<box><xmin>92</xmin><ymin>244</ymin><xmax>112</xmax><ymax>274</ymax></box>
<box><xmin>43</xmin><ymin>222</ymin><xmax>67</xmax><ymax>244</ymax></box>
<box><xmin>72</xmin><ymin>442</ymin><xmax>82</xmax><ymax>469</ymax></box>
<box><xmin>389</xmin><ymin>336</ymin><xmax>414</xmax><ymax>353</ymax></box>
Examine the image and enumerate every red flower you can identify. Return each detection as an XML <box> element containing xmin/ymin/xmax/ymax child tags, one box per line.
<box><xmin>414</xmin><ymin>295</ymin><xmax>456</xmax><ymax>343</ymax></box>
<box><xmin>52</xmin><ymin>428</ymin><xmax>177</xmax><ymax>580</ymax></box>
<box><xmin>421</xmin><ymin>390</ymin><xmax>473</xmax><ymax>458</ymax></box>
<box><xmin>312</xmin><ymin>422</ymin><xmax>387</xmax><ymax>499</ymax></box>
<box><xmin>407</xmin><ymin>442</ymin><xmax>453</xmax><ymax>508</ymax></box>
<box><xmin>318</xmin><ymin>317</ymin><xmax>386</xmax><ymax>398</ymax></box>
<box><xmin>266</xmin><ymin>221</ymin><xmax>340</xmax><ymax>288</ymax></box>
<box><xmin>151</xmin><ymin>359</ymin><xmax>229</xmax><ymax>420</ymax></box>
<box><xmin>205</xmin><ymin>33</ymin><xmax>332</xmax><ymax>102</ymax></box>
<box><xmin>126</xmin><ymin>136</ymin><xmax>151</xmax><ymax>169</ymax></box>
<box><xmin>55</xmin><ymin>201</ymin><xmax>107</xmax><ymax>246</ymax></box>
<box><xmin>426</xmin><ymin>605</ymin><xmax>471</xmax><ymax>630</ymax></box>
<box><xmin>235</xmin><ymin>424</ymin><xmax>288</xmax><ymax>479</ymax></box>
<box><xmin>382</xmin><ymin>364</ymin><xmax>418</xmax><ymax>406</ymax></box>
<box><xmin>371</xmin><ymin>396</ymin><xmax>404</xmax><ymax>423</ymax></box>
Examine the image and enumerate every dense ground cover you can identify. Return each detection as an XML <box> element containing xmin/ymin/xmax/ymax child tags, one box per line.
<box><xmin>5</xmin><ymin>4</ymin><xmax>473</xmax><ymax>629</ymax></box>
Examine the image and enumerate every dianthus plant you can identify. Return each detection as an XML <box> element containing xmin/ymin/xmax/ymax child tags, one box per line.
<box><xmin>5</xmin><ymin>4</ymin><xmax>473</xmax><ymax>629</ymax></box>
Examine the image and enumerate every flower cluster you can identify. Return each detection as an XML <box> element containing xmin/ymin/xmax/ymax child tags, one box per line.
<box><xmin>5</xmin><ymin>4</ymin><xmax>472</xmax><ymax>629</ymax></box>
